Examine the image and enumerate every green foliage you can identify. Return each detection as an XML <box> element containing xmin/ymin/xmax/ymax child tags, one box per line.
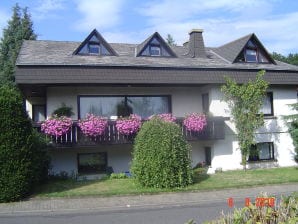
<box><xmin>284</xmin><ymin>103</ymin><xmax>298</xmax><ymax>162</ymax></box>
<box><xmin>272</xmin><ymin>52</ymin><xmax>298</xmax><ymax>65</ymax></box>
<box><xmin>131</xmin><ymin>118</ymin><xmax>193</xmax><ymax>188</ymax></box>
<box><xmin>52</xmin><ymin>103</ymin><xmax>74</xmax><ymax>117</ymax></box>
<box><xmin>110</xmin><ymin>173</ymin><xmax>128</xmax><ymax>179</ymax></box>
<box><xmin>166</xmin><ymin>34</ymin><xmax>176</xmax><ymax>46</ymax></box>
<box><xmin>221</xmin><ymin>70</ymin><xmax>269</xmax><ymax>169</ymax></box>
<box><xmin>0</xmin><ymin>85</ymin><xmax>49</xmax><ymax>202</ymax></box>
<box><xmin>204</xmin><ymin>193</ymin><xmax>298</xmax><ymax>224</ymax></box>
<box><xmin>0</xmin><ymin>4</ymin><xmax>37</xmax><ymax>84</ymax></box>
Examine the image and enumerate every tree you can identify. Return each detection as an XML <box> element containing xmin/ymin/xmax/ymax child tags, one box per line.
<box><xmin>284</xmin><ymin>103</ymin><xmax>298</xmax><ymax>162</ymax></box>
<box><xmin>221</xmin><ymin>70</ymin><xmax>269</xmax><ymax>170</ymax></box>
<box><xmin>131</xmin><ymin>118</ymin><xmax>193</xmax><ymax>188</ymax></box>
<box><xmin>0</xmin><ymin>85</ymin><xmax>48</xmax><ymax>202</ymax></box>
<box><xmin>166</xmin><ymin>34</ymin><xmax>176</xmax><ymax>46</ymax></box>
<box><xmin>0</xmin><ymin>4</ymin><xmax>37</xmax><ymax>84</ymax></box>
<box><xmin>271</xmin><ymin>52</ymin><xmax>298</xmax><ymax>65</ymax></box>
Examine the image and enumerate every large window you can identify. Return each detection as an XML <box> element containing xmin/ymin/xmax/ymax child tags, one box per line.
<box><xmin>260</xmin><ymin>92</ymin><xmax>273</xmax><ymax>116</ymax></box>
<box><xmin>249</xmin><ymin>142</ymin><xmax>275</xmax><ymax>161</ymax></box>
<box><xmin>78</xmin><ymin>153</ymin><xmax>107</xmax><ymax>174</ymax></box>
<box><xmin>79</xmin><ymin>95</ymin><xmax>171</xmax><ymax>119</ymax></box>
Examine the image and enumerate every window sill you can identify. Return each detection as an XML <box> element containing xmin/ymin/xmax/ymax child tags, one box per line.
<box><xmin>247</xmin><ymin>159</ymin><xmax>277</xmax><ymax>164</ymax></box>
<box><xmin>264</xmin><ymin>116</ymin><xmax>277</xmax><ymax>120</ymax></box>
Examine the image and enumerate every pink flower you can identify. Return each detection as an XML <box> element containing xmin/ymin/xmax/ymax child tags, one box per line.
<box><xmin>149</xmin><ymin>113</ymin><xmax>176</xmax><ymax>122</ymax></box>
<box><xmin>78</xmin><ymin>114</ymin><xmax>108</xmax><ymax>137</ymax></box>
<box><xmin>41</xmin><ymin>115</ymin><xmax>73</xmax><ymax>137</ymax></box>
<box><xmin>183</xmin><ymin>113</ymin><xmax>207</xmax><ymax>132</ymax></box>
<box><xmin>116</xmin><ymin>114</ymin><xmax>142</xmax><ymax>135</ymax></box>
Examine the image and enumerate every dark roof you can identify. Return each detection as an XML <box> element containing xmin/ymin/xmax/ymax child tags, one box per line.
<box><xmin>15</xmin><ymin>32</ymin><xmax>298</xmax><ymax>85</ymax></box>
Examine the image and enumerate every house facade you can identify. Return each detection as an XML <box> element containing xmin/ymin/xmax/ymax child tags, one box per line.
<box><xmin>15</xmin><ymin>29</ymin><xmax>298</xmax><ymax>176</ymax></box>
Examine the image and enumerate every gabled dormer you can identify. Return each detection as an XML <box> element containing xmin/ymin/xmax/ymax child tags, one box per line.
<box><xmin>136</xmin><ymin>32</ymin><xmax>177</xmax><ymax>57</ymax></box>
<box><xmin>73</xmin><ymin>29</ymin><xmax>118</xmax><ymax>56</ymax></box>
<box><xmin>214</xmin><ymin>33</ymin><xmax>276</xmax><ymax>64</ymax></box>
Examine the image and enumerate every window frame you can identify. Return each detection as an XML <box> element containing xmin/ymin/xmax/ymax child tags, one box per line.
<box><xmin>77</xmin><ymin>152</ymin><xmax>107</xmax><ymax>174</ymax></box>
<box><xmin>248</xmin><ymin>142</ymin><xmax>275</xmax><ymax>162</ymax></box>
<box><xmin>77</xmin><ymin>95</ymin><xmax>172</xmax><ymax>119</ymax></box>
<box><xmin>260</xmin><ymin>92</ymin><xmax>274</xmax><ymax>117</ymax></box>
<box><xmin>32</xmin><ymin>104</ymin><xmax>46</xmax><ymax>122</ymax></box>
<box><xmin>88</xmin><ymin>43</ymin><xmax>100</xmax><ymax>54</ymax></box>
<box><xmin>149</xmin><ymin>45</ymin><xmax>161</xmax><ymax>56</ymax></box>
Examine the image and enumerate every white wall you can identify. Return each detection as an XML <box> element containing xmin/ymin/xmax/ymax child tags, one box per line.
<box><xmin>45</xmin><ymin>85</ymin><xmax>297</xmax><ymax>175</ymax></box>
<box><xmin>49</xmin><ymin>144</ymin><xmax>132</xmax><ymax>176</ymax></box>
<box><xmin>46</xmin><ymin>86</ymin><xmax>205</xmax><ymax>119</ymax></box>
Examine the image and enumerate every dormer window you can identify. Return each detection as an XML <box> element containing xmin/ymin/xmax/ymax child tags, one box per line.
<box><xmin>136</xmin><ymin>32</ymin><xmax>177</xmax><ymax>58</ymax></box>
<box><xmin>236</xmin><ymin>39</ymin><xmax>270</xmax><ymax>63</ymax></box>
<box><xmin>73</xmin><ymin>29</ymin><xmax>118</xmax><ymax>56</ymax></box>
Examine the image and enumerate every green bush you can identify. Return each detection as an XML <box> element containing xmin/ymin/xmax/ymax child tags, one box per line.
<box><xmin>131</xmin><ymin>118</ymin><xmax>193</xmax><ymax>188</ymax></box>
<box><xmin>52</xmin><ymin>103</ymin><xmax>74</xmax><ymax>117</ymax></box>
<box><xmin>204</xmin><ymin>193</ymin><xmax>298</xmax><ymax>224</ymax></box>
<box><xmin>0</xmin><ymin>85</ymin><xmax>49</xmax><ymax>202</ymax></box>
<box><xmin>110</xmin><ymin>173</ymin><xmax>128</xmax><ymax>179</ymax></box>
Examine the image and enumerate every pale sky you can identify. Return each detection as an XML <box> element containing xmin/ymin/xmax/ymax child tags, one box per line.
<box><xmin>0</xmin><ymin>0</ymin><xmax>298</xmax><ymax>55</ymax></box>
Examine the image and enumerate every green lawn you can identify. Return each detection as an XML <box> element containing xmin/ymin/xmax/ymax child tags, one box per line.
<box><xmin>33</xmin><ymin>167</ymin><xmax>298</xmax><ymax>198</ymax></box>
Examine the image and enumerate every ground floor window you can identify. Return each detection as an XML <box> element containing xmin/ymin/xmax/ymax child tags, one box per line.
<box><xmin>248</xmin><ymin>142</ymin><xmax>274</xmax><ymax>161</ymax></box>
<box><xmin>79</xmin><ymin>95</ymin><xmax>171</xmax><ymax>119</ymax></box>
<box><xmin>77</xmin><ymin>152</ymin><xmax>107</xmax><ymax>174</ymax></box>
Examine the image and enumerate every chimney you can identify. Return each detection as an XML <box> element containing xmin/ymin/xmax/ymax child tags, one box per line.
<box><xmin>187</xmin><ymin>29</ymin><xmax>206</xmax><ymax>58</ymax></box>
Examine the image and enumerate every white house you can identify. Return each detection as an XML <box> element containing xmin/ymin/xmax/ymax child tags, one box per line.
<box><xmin>15</xmin><ymin>29</ymin><xmax>298</xmax><ymax>176</ymax></box>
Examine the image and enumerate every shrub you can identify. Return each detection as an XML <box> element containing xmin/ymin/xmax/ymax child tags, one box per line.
<box><xmin>110</xmin><ymin>173</ymin><xmax>128</xmax><ymax>179</ymax></box>
<box><xmin>52</xmin><ymin>103</ymin><xmax>74</xmax><ymax>117</ymax></box>
<box><xmin>149</xmin><ymin>113</ymin><xmax>176</xmax><ymax>122</ymax></box>
<box><xmin>131</xmin><ymin>117</ymin><xmax>193</xmax><ymax>188</ymax></box>
<box><xmin>204</xmin><ymin>193</ymin><xmax>298</xmax><ymax>224</ymax></box>
<box><xmin>0</xmin><ymin>85</ymin><xmax>49</xmax><ymax>202</ymax></box>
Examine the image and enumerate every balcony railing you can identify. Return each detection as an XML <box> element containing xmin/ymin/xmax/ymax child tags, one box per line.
<box><xmin>33</xmin><ymin>117</ymin><xmax>225</xmax><ymax>147</ymax></box>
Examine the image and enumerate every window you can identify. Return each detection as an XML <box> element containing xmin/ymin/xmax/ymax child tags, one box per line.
<box><xmin>150</xmin><ymin>45</ymin><xmax>161</xmax><ymax>56</ymax></box>
<box><xmin>79</xmin><ymin>95</ymin><xmax>171</xmax><ymax>119</ymax></box>
<box><xmin>202</xmin><ymin>93</ymin><xmax>209</xmax><ymax>114</ymax></box>
<box><xmin>249</xmin><ymin>142</ymin><xmax>274</xmax><ymax>161</ymax></box>
<box><xmin>78</xmin><ymin>153</ymin><xmax>107</xmax><ymax>174</ymax></box>
<box><xmin>260</xmin><ymin>92</ymin><xmax>273</xmax><ymax>116</ymax></box>
<box><xmin>32</xmin><ymin>105</ymin><xmax>46</xmax><ymax>122</ymax></box>
<box><xmin>89</xmin><ymin>44</ymin><xmax>100</xmax><ymax>54</ymax></box>
<box><xmin>237</xmin><ymin>40</ymin><xmax>270</xmax><ymax>63</ymax></box>
<box><xmin>245</xmin><ymin>49</ymin><xmax>257</xmax><ymax>62</ymax></box>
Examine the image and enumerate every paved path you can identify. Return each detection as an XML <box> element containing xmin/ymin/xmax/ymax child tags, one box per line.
<box><xmin>0</xmin><ymin>183</ymin><xmax>297</xmax><ymax>215</ymax></box>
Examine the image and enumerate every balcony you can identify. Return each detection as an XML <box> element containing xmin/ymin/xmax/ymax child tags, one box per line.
<box><xmin>33</xmin><ymin>117</ymin><xmax>225</xmax><ymax>148</ymax></box>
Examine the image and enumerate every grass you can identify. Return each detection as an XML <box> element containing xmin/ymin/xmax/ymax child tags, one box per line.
<box><xmin>33</xmin><ymin>167</ymin><xmax>298</xmax><ymax>198</ymax></box>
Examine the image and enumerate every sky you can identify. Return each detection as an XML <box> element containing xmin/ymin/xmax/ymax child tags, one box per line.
<box><xmin>0</xmin><ymin>0</ymin><xmax>298</xmax><ymax>55</ymax></box>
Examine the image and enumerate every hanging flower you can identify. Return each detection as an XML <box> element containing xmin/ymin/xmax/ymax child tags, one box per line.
<box><xmin>183</xmin><ymin>113</ymin><xmax>207</xmax><ymax>132</ymax></box>
<box><xmin>41</xmin><ymin>115</ymin><xmax>73</xmax><ymax>137</ymax></box>
<box><xmin>148</xmin><ymin>113</ymin><xmax>176</xmax><ymax>122</ymax></box>
<box><xmin>78</xmin><ymin>114</ymin><xmax>108</xmax><ymax>137</ymax></box>
<box><xmin>116</xmin><ymin>114</ymin><xmax>142</xmax><ymax>135</ymax></box>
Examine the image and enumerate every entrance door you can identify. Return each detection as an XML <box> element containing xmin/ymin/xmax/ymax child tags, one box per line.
<box><xmin>204</xmin><ymin>147</ymin><xmax>211</xmax><ymax>166</ymax></box>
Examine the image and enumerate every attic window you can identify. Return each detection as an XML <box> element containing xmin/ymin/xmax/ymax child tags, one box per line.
<box><xmin>89</xmin><ymin>43</ymin><xmax>100</xmax><ymax>54</ymax></box>
<box><xmin>74</xmin><ymin>29</ymin><xmax>117</xmax><ymax>56</ymax></box>
<box><xmin>138</xmin><ymin>35</ymin><xmax>176</xmax><ymax>57</ymax></box>
<box><xmin>150</xmin><ymin>45</ymin><xmax>161</xmax><ymax>56</ymax></box>
<box><xmin>240</xmin><ymin>40</ymin><xmax>269</xmax><ymax>63</ymax></box>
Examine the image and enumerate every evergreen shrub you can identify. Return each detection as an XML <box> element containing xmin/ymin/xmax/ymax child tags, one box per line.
<box><xmin>131</xmin><ymin>118</ymin><xmax>193</xmax><ymax>188</ymax></box>
<box><xmin>0</xmin><ymin>85</ymin><xmax>48</xmax><ymax>202</ymax></box>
